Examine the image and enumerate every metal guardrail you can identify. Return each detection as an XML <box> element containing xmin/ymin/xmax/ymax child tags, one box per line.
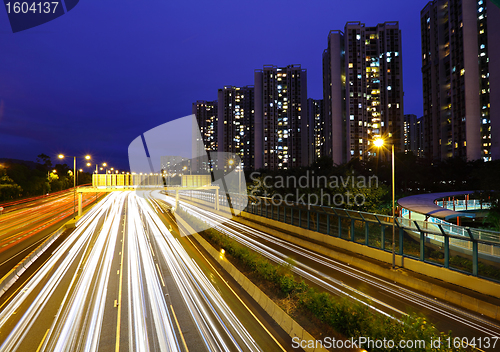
<box><xmin>179</xmin><ymin>190</ymin><xmax>500</xmax><ymax>282</ymax></box>
<box><xmin>0</xmin><ymin>224</ymin><xmax>67</xmax><ymax>299</ymax></box>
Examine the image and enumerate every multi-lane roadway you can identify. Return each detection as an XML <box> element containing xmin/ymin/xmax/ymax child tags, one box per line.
<box><xmin>0</xmin><ymin>190</ymin><xmax>101</xmax><ymax>278</ymax></box>
<box><xmin>161</xmin><ymin>192</ymin><xmax>500</xmax><ymax>351</ymax></box>
<box><xmin>0</xmin><ymin>192</ymin><xmax>294</xmax><ymax>351</ymax></box>
<box><xmin>2</xmin><ymin>188</ymin><xmax>499</xmax><ymax>351</ymax></box>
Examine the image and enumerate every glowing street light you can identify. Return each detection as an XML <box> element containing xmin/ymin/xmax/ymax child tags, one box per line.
<box><xmin>374</xmin><ymin>138</ymin><xmax>396</xmax><ymax>269</ymax></box>
<box><xmin>58</xmin><ymin>154</ymin><xmax>91</xmax><ymax>218</ymax></box>
<box><xmin>374</xmin><ymin>138</ymin><xmax>385</xmax><ymax>148</ymax></box>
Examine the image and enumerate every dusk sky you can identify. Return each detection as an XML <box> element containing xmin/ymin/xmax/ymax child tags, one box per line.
<box><xmin>0</xmin><ymin>0</ymin><xmax>428</xmax><ymax>171</ymax></box>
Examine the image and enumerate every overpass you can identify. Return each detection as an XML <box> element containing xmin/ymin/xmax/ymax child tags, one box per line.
<box><xmin>74</xmin><ymin>173</ymin><xmax>221</xmax><ymax>216</ymax></box>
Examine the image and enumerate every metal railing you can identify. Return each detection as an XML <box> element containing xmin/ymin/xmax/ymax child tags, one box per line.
<box><xmin>436</xmin><ymin>200</ymin><xmax>490</xmax><ymax>211</ymax></box>
<box><xmin>179</xmin><ymin>190</ymin><xmax>500</xmax><ymax>282</ymax></box>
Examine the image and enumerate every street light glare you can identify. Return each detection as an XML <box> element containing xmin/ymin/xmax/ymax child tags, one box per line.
<box><xmin>228</xmin><ymin>159</ymin><xmax>235</xmax><ymax>165</ymax></box>
<box><xmin>58</xmin><ymin>154</ymin><xmax>64</xmax><ymax>159</ymax></box>
<box><xmin>374</xmin><ymin>138</ymin><xmax>385</xmax><ymax>148</ymax></box>
<box><xmin>102</xmin><ymin>163</ymin><xmax>107</xmax><ymax>167</ymax></box>
<box><xmin>85</xmin><ymin>155</ymin><xmax>91</xmax><ymax>160</ymax></box>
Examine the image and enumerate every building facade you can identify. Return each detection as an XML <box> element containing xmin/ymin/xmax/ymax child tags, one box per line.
<box><xmin>192</xmin><ymin>100</ymin><xmax>218</xmax><ymax>172</ymax></box>
<box><xmin>323</xmin><ymin>30</ymin><xmax>346</xmax><ymax>165</ymax></box>
<box><xmin>403</xmin><ymin>114</ymin><xmax>425</xmax><ymax>155</ymax></box>
<box><xmin>217</xmin><ymin>86</ymin><xmax>255</xmax><ymax>170</ymax></box>
<box><xmin>421</xmin><ymin>0</ymin><xmax>500</xmax><ymax>161</ymax></box>
<box><xmin>254</xmin><ymin>65</ymin><xmax>309</xmax><ymax>170</ymax></box>
<box><xmin>323</xmin><ymin>22</ymin><xmax>404</xmax><ymax>163</ymax></box>
<box><xmin>192</xmin><ymin>100</ymin><xmax>218</xmax><ymax>153</ymax></box>
<box><xmin>307</xmin><ymin>98</ymin><xmax>324</xmax><ymax>161</ymax></box>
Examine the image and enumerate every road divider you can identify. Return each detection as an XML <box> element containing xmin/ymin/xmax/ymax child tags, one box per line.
<box><xmin>0</xmin><ymin>197</ymin><xmax>102</xmax><ymax>300</ymax></box>
<box><xmin>174</xmin><ymin>214</ymin><xmax>329</xmax><ymax>352</ymax></box>
<box><xmin>178</xmin><ymin>195</ymin><xmax>500</xmax><ymax>322</ymax></box>
<box><xmin>0</xmin><ymin>222</ymin><xmax>71</xmax><ymax>299</ymax></box>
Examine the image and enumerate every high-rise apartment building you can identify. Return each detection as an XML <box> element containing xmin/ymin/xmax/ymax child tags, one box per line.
<box><xmin>416</xmin><ymin>116</ymin><xmax>425</xmax><ymax>157</ymax></box>
<box><xmin>323</xmin><ymin>30</ymin><xmax>346</xmax><ymax>165</ymax></box>
<box><xmin>307</xmin><ymin>98</ymin><xmax>324</xmax><ymax>161</ymax></box>
<box><xmin>323</xmin><ymin>22</ymin><xmax>404</xmax><ymax>163</ymax></box>
<box><xmin>421</xmin><ymin>0</ymin><xmax>500</xmax><ymax>161</ymax></box>
<box><xmin>192</xmin><ymin>100</ymin><xmax>218</xmax><ymax>172</ymax></box>
<box><xmin>254</xmin><ymin>65</ymin><xmax>308</xmax><ymax>170</ymax></box>
<box><xmin>217</xmin><ymin>86</ymin><xmax>255</xmax><ymax>170</ymax></box>
<box><xmin>193</xmin><ymin>100</ymin><xmax>218</xmax><ymax>152</ymax></box>
<box><xmin>403</xmin><ymin>114</ymin><xmax>424</xmax><ymax>155</ymax></box>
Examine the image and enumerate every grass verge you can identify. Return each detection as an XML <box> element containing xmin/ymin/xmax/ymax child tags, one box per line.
<box><xmin>178</xmin><ymin>208</ymin><xmax>470</xmax><ymax>352</ymax></box>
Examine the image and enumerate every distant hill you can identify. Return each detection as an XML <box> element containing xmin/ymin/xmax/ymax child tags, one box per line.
<box><xmin>0</xmin><ymin>158</ymin><xmax>40</xmax><ymax>169</ymax></box>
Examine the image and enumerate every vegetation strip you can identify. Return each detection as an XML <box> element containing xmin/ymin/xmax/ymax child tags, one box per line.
<box><xmin>177</xmin><ymin>208</ymin><xmax>470</xmax><ymax>352</ymax></box>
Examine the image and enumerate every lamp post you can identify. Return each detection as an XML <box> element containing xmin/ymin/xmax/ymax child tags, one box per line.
<box><xmin>46</xmin><ymin>169</ymin><xmax>56</xmax><ymax>195</ymax></box>
<box><xmin>58</xmin><ymin>154</ymin><xmax>91</xmax><ymax>218</ymax></box>
<box><xmin>374</xmin><ymin>138</ymin><xmax>396</xmax><ymax>269</ymax></box>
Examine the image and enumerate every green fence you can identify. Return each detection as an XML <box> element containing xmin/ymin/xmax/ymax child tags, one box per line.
<box><xmin>183</xmin><ymin>191</ymin><xmax>500</xmax><ymax>283</ymax></box>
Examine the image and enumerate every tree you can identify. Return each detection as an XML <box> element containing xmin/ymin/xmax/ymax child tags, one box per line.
<box><xmin>36</xmin><ymin>154</ymin><xmax>52</xmax><ymax>170</ymax></box>
<box><xmin>0</xmin><ymin>173</ymin><xmax>23</xmax><ymax>201</ymax></box>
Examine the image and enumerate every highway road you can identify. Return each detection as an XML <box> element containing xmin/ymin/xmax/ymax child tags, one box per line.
<box><xmin>160</xmin><ymin>193</ymin><xmax>500</xmax><ymax>351</ymax></box>
<box><xmin>0</xmin><ymin>190</ymin><xmax>101</xmax><ymax>278</ymax></box>
<box><xmin>0</xmin><ymin>192</ymin><xmax>295</xmax><ymax>352</ymax></box>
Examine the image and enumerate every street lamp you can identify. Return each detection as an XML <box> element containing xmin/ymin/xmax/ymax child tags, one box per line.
<box><xmin>58</xmin><ymin>154</ymin><xmax>91</xmax><ymax>218</ymax></box>
<box><xmin>374</xmin><ymin>138</ymin><xmax>396</xmax><ymax>269</ymax></box>
<box><xmin>227</xmin><ymin>158</ymin><xmax>242</xmax><ymax>194</ymax></box>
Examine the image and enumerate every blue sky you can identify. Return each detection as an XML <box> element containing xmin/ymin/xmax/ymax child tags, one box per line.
<box><xmin>0</xmin><ymin>0</ymin><xmax>428</xmax><ymax>170</ymax></box>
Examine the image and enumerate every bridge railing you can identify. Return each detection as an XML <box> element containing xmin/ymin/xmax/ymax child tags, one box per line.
<box><xmin>436</xmin><ymin>200</ymin><xmax>491</xmax><ymax>211</ymax></box>
<box><xmin>177</xmin><ymin>190</ymin><xmax>500</xmax><ymax>283</ymax></box>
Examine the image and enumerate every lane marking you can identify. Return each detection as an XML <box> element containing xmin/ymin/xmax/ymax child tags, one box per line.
<box><xmin>170</xmin><ymin>304</ymin><xmax>189</xmax><ymax>352</ymax></box>
<box><xmin>155</xmin><ymin>263</ymin><xmax>165</xmax><ymax>287</ymax></box>
<box><xmin>35</xmin><ymin>329</ymin><xmax>50</xmax><ymax>352</ymax></box>
<box><xmin>115</xmin><ymin>210</ymin><xmax>126</xmax><ymax>352</ymax></box>
<box><xmin>184</xmin><ymin>235</ymin><xmax>287</xmax><ymax>352</ymax></box>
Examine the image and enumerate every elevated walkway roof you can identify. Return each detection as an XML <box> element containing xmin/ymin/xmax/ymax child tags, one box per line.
<box><xmin>397</xmin><ymin>191</ymin><xmax>478</xmax><ymax>220</ymax></box>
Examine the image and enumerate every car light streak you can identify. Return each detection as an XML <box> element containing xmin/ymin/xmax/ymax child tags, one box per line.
<box><xmin>135</xmin><ymin>194</ymin><xmax>262</xmax><ymax>352</ymax></box>
<box><xmin>0</xmin><ymin>191</ymin><xmax>266</xmax><ymax>352</ymax></box>
<box><xmin>162</xmin><ymin>194</ymin><xmax>500</xmax><ymax>338</ymax></box>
